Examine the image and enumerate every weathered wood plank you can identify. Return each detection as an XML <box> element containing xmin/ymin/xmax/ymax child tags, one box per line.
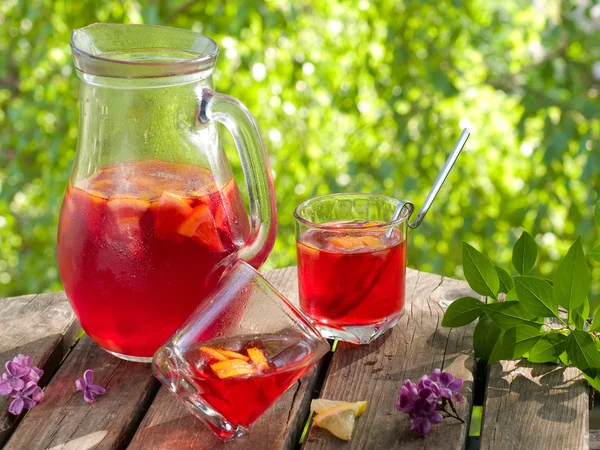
<box><xmin>303</xmin><ymin>269</ymin><xmax>478</xmax><ymax>450</ymax></box>
<box><xmin>0</xmin><ymin>291</ymin><xmax>80</xmax><ymax>447</ymax></box>
<box><xmin>127</xmin><ymin>266</ymin><xmax>325</xmax><ymax>450</ymax></box>
<box><xmin>479</xmin><ymin>361</ymin><xmax>588</xmax><ymax>450</ymax></box>
<box><xmin>590</xmin><ymin>429</ymin><xmax>600</xmax><ymax>450</ymax></box>
<box><xmin>4</xmin><ymin>334</ymin><xmax>160</xmax><ymax>450</ymax></box>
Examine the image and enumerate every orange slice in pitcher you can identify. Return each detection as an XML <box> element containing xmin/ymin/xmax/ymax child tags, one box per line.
<box><xmin>211</xmin><ymin>359</ymin><xmax>256</xmax><ymax>379</ymax></box>
<box><xmin>218</xmin><ymin>350</ymin><xmax>250</xmax><ymax>361</ymax></box>
<box><xmin>178</xmin><ymin>204</ymin><xmax>224</xmax><ymax>252</ymax></box>
<box><xmin>200</xmin><ymin>346</ymin><xmax>229</xmax><ymax>362</ymax></box>
<box><xmin>247</xmin><ymin>348</ymin><xmax>270</xmax><ymax>372</ymax></box>
<box><xmin>89</xmin><ymin>177</ymin><xmax>114</xmax><ymax>193</ymax></box>
<box><xmin>107</xmin><ymin>198</ymin><xmax>149</xmax><ymax>235</ymax></box>
<box><xmin>214</xmin><ymin>205</ymin><xmax>231</xmax><ymax>237</ymax></box>
<box><xmin>107</xmin><ymin>198</ymin><xmax>150</xmax><ymax>256</ymax></box>
<box><xmin>107</xmin><ymin>198</ymin><xmax>150</xmax><ymax>216</ymax></box>
<box><xmin>154</xmin><ymin>192</ymin><xmax>193</xmax><ymax>239</ymax></box>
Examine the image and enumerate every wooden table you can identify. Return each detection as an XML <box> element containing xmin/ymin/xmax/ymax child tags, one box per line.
<box><xmin>0</xmin><ymin>268</ymin><xmax>590</xmax><ymax>449</ymax></box>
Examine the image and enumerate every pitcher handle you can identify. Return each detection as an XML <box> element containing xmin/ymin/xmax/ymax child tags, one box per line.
<box><xmin>198</xmin><ymin>88</ymin><xmax>277</xmax><ymax>268</ymax></box>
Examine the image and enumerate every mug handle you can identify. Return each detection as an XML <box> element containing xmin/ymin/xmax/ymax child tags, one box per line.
<box><xmin>199</xmin><ymin>88</ymin><xmax>277</xmax><ymax>268</ymax></box>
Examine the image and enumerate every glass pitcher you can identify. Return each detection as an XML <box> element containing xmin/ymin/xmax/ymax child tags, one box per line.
<box><xmin>57</xmin><ymin>24</ymin><xmax>277</xmax><ymax>362</ymax></box>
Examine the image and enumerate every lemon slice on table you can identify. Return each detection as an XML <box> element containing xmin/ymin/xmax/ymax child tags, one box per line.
<box><xmin>311</xmin><ymin>400</ymin><xmax>368</xmax><ymax>441</ymax></box>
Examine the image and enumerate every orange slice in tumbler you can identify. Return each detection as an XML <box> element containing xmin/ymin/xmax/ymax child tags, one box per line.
<box><xmin>327</xmin><ymin>236</ymin><xmax>365</xmax><ymax>250</ymax></box>
<box><xmin>200</xmin><ymin>346</ymin><xmax>228</xmax><ymax>362</ymax></box>
<box><xmin>299</xmin><ymin>241</ymin><xmax>320</xmax><ymax>259</ymax></box>
<box><xmin>358</xmin><ymin>235</ymin><xmax>384</xmax><ymax>248</ymax></box>
<box><xmin>247</xmin><ymin>348</ymin><xmax>270</xmax><ymax>372</ymax></box>
<box><xmin>211</xmin><ymin>359</ymin><xmax>257</xmax><ymax>379</ymax></box>
<box><xmin>218</xmin><ymin>350</ymin><xmax>250</xmax><ymax>361</ymax></box>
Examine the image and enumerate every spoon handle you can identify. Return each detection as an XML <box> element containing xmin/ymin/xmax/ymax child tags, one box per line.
<box><xmin>408</xmin><ymin>128</ymin><xmax>470</xmax><ymax>229</ymax></box>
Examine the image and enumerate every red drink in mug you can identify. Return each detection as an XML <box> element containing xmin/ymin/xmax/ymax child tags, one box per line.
<box><xmin>295</xmin><ymin>195</ymin><xmax>409</xmax><ymax>344</ymax></box>
<box><xmin>297</xmin><ymin>223</ymin><xmax>406</xmax><ymax>326</ymax></box>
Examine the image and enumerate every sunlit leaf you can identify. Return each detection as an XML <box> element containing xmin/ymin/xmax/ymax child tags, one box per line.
<box><xmin>481</xmin><ymin>301</ymin><xmax>539</xmax><ymax>330</ymax></box>
<box><xmin>553</xmin><ymin>237</ymin><xmax>590</xmax><ymax>316</ymax></box>
<box><xmin>512</xmin><ymin>231</ymin><xmax>537</xmax><ymax>275</ymax></box>
<box><xmin>462</xmin><ymin>242</ymin><xmax>499</xmax><ymax>300</ymax></box>
<box><xmin>441</xmin><ymin>297</ymin><xmax>484</xmax><ymax>327</ymax></box>
<box><xmin>473</xmin><ymin>315</ymin><xmax>502</xmax><ymax>363</ymax></box>
<box><xmin>566</xmin><ymin>330</ymin><xmax>600</xmax><ymax>378</ymax></box>
<box><xmin>495</xmin><ymin>266</ymin><xmax>514</xmax><ymax>295</ymax></box>
<box><xmin>489</xmin><ymin>325</ymin><xmax>542</xmax><ymax>364</ymax></box>
<box><xmin>527</xmin><ymin>332</ymin><xmax>566</xmax><ymax>363</ymax></box>
<box><xmin>514</xmin><ymin>276</ymin><xmax>558</xmax><ymax>318</ymax></box>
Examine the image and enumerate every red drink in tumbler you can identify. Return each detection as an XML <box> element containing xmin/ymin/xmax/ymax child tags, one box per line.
<box><xmin>57</xmin><ymin>161</ymin><xmax>251</xmax><ymax>358</ymax></box>
<box><xmin>297</xmin><ymin>221</ymin><xmax>406</xmax><ymax>332</ymax></box>
<box><xmin>185</xmin><ymin>334</ymin><xmax>319</xmax><ymax>438</ymax></box>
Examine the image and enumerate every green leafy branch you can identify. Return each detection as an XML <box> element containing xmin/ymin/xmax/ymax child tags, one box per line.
<box><xmin>442</xmin><ymin>203</ymin><xmax>600</xmax><ymax>389</ymax></box>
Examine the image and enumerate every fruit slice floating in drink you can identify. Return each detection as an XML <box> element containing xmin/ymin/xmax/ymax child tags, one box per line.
<box><xmin>179</xmin><ymin>334</ymin><xmax>320</xmax><ymax>438</ymax></box>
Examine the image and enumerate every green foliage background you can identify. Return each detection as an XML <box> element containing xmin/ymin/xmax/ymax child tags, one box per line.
<box><xmin>0</xmin><ymin>0</ymin><xmax>599</xmax><ymax>297</ymax></box>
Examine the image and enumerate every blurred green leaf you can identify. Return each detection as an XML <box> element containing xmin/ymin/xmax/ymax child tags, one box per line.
<box><xmin>590</xmin><ymin>246</ymin><xmax>600</xmax><ymax>263</ymax></box>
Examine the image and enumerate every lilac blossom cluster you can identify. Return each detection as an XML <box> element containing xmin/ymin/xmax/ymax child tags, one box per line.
<box><xmin>0</xmin><ymin>355</ymin><xmax>44</xmax><ymax>415</ymax></box>
<box><xmin>396</xmin><ymin>368</ymin><xmax>464</xmax><ymax>436</ymax></box>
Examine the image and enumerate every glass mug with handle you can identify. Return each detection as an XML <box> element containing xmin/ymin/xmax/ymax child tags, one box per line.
<box><xmin>57</xmin><ymin>24</ymin><xmax>277</xmax><ymax>362</ymax></box>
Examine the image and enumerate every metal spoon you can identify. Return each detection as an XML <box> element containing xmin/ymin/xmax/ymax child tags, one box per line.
<box><xmin>386</xmin><ymin>128</ymin><xmax>470</xmax><ymax>237</ymax></box>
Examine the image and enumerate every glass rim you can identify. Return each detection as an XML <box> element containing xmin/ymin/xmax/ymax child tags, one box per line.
<box><xmin>71</xmin><ymin>23</ymin><xmax>219</xmax><ymax>78</ymax></box>
<box><xmin>218</xmin><ymin>260</ymin><xmax>327</xmax><ymax>342</ymax></box>
<box><xmin>293</xmin><ymin>193</ymin><xmax>411</xmax><ymax>230</ymax></box>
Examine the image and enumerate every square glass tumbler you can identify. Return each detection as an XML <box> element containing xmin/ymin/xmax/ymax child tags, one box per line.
<box><xmin>152</xmin><ymin>261</ymin><xmax>330</xmax><ymax>440</ymax></box>
<box><xmin>295</xmin><ymin>193</ymin><xmax>410</xmax><ymax>344</ymax></box>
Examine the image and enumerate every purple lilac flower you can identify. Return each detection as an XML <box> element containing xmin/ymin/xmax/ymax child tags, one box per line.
<box><xmin>427</xmin><ymin>368</ymin><xmax>464</xmax><ymax>402</ymax></box>
<box><xmin>0</xmin><ymin>374</ymin><xmax>15</xmax><ymax>396</ymax></box>
<box><xmin>396</xmin><ymin>368</ymin><xmax>465</xmax><ymax>436</ymax></box>
<box><xmin>1</xmin><ymin>362</ymin><xmax>30</xmax><ymax>392</ymax></box>
<box><xmin>0</xmin><ymin>354</ymin><xmax>45</xmax><ymax>415</ymax></box>
<box><xmin>8</xmin><ymin>381</ymin><xmax>44</xmax><ymax>415</ymax></box>
<box><xmin>75</xmin><ymin>370</ymin><xmax>106</xmax><ymax>404</ymax></box>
